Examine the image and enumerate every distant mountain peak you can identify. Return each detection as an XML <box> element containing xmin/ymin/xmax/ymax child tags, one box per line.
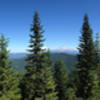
<box><xmin>51</xmin><ymin>45</ymin><xmax>78</xmax><ymax>54</ymax></box>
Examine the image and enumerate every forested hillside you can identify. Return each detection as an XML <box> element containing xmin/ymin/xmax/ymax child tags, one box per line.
<box><xmin>10</xmin><ymin>53</ymin><xmax>77</xmax><ymax>71</ymax></box>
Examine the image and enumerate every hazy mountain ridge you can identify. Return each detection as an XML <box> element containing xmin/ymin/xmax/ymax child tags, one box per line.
<box><xmin>9</xmin><ymin>53</ymin><xmax>77</xmax><ymax>71</ymax></box>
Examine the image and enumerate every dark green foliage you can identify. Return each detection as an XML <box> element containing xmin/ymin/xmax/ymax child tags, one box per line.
<box><xmin>94</xmin><ymin>33</ymin><xmax>100</xmax><ymax>86</ymax></box>
<box><xmin>94</xmin><ymin>33</ymin><xmax>100</xmax><ymax>66</ymax></box>
<box><xmin>94</xmin><ymin>33</ymin><xmax>100</xmax><ymax>55</ymax></box>
<box><xmin>20</xmin><ymin>12</ymin><xmax>57</xmax><ymax>100</ymax></box>
<box><xmin>66</xmin><ymin>88</ymin><xmax>82</xmax><ymax>100</ymax></box>
<box><xmin>35</xmin><ymin>52</ymin><xmax>58</xmax><ymax>100</ymax></box>
<box><xmin>11</xmin><ymin>58</ymin><xmax>26</xmax><ymax>72</ymax></box>
<box><xmin>0</xmin><ymin>34</ymin><xmax>21</xmax><ymax>100</ymax></box>
<box><xmin>53</xmin><ymin>60</ymin><xmax>69</xmax><ymax>100</ymax></box>
<box><xmin>51</xmin><ymin>53</ymin><xmax>77</xmax><ymax>71</ymax></box>
<box><xmin>75</xmin><ymin>14</ymin><xmax>98</xmax><ymax>100</ymax></box>
<box><xmin>87</xmin><ymin>70</ymin><xmax>100</xmax><ymax>100</ymax></box>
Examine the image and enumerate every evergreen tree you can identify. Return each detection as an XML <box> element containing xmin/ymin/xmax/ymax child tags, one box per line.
<box><xmin>53</xmin><ymin>60</ymin><xmax>69</xmax><ymax>100</ymax></box>
<box><xmin>75</xmin><ymin>14</ymin><xmax>98</xmax><ymax>100</ymax></box>
<box><xmin>66</xmin><ymin>88</ymin><xmax>83</xmax><ymax>100</ymax></box>
<box><xmin>95</xmin><ymin>33</ymin><xmax>100</xmax><ymax>54</ymax></box>
<box><xmin>20</xmin><ymin>12</ymin><xmax>57</xmax><ymax>100</ymax></box>
<box><xmin>94</xmin><ymin>33</ymin><xmax>100</xmax><ymax>65</ymax></box>
<box><xmin>35</xmin><ymin>52</ymin><xmax>58</xmax><ymax>100</ymax></box>
<box><xmin>94</xmin><ymin>33</ymin><xmax>100</xmax><ymax>86</ymax></box>
<box><xmin>86</xmin><ymin>70</ymin><xmax>100</xmax><ymax>100</ymax></box>
<box><xmin>0</xmin><ymin>34</ymin><xmax>21</xmax><ymax>100</ymax></box>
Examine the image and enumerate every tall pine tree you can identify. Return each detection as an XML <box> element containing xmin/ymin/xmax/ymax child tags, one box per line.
<box><xmin>53</xmin><ymin>60</ymin><xmax>69</xmax><ymax>100</ymax></box>
<box><xmin>0</xmin><ymin>34</ymin><xmax>21</xmax><ymax>100</ymax></box>
<box><xmin>76</xmin><ymin>14</ymin><xmax>98</xmax><ymax>100</ymax></box>
<box><xmin>94</xmin><ymin>33</ymin><xmax>100</xmax><ymax>96</ymax></box>
<box><xmin>95</xmin><ymin>33</ymin><xmax>100</xmax><ymax>55</ymax></box>
<box><xmin>94</xmin><ymin>33</ymin><xmax>100</xmax><ymax>65</ymax></box>
<box><xmin>20</xmin><ymin>12</ymin><xmax>57</xmax><ymax>100</ymax></box>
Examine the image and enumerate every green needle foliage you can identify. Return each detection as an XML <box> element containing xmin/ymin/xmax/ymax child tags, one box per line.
<box><xmin>94</xmin><ymin>33</ymin><xmax>100</xmax><ymax>85</ymax></box>
<box><xmin>53</xmin><ymin>60</ymin><xmax>69</xmax><ymax>100</ymax></box>
<box><xmin>95</xmin><ymin>33</ymin><xmax>100</xmax><ymax>54</ymax></box>
<box><xmin>94</xmin><ymin>33</ymin><xmax>100</xmax><ymax>65</ymax></box>
<box><xmin>75</xmin><ymin>14</ymin><xmax>98</xmax><ymax>100</ymax></box>
<box><xmin>66</xmin><ymin>88</ymin><xmax>82</xmax><ymax>100</ymax></box>
<box><xmin>0</xmin><ymin>34</ymin><xmax>21</xmax><ymax>100</ymax></box>
<box><xmin>20</xmin><ymin>12</ymin><xmax>57</xmax><ymax>100</ymax></box>
<box><xmin>35</xmin><ymin>52</ymin><xmax>58</xmax><ymax>100</ymax></box>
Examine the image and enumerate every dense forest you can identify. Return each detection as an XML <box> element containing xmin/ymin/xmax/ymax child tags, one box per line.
<box><xmin>0</xmin><ymin>11</ymin><xmax>100</xmax><ymax>100</ymax></box>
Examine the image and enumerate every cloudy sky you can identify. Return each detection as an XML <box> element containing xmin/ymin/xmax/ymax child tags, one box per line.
<box><xmin>0</xmin><ymin>0</ymin><xmax>100</xmax><ymax>52</ymax></box>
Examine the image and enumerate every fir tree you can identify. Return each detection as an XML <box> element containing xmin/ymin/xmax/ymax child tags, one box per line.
<box><xmin>0</xmin><ymin>34</ymin><xmax>21</xmax><ymax>100</ymax></box>
<box><xmin>76</xmin><ymin>14</ymin><xmax>98</xmax><ymax>100</ymax></box>
<box><xmin>94</xmin><ymin>33</ymin><xmax>100</xmax><ymax>86</ymax></box>
<box><xmin>94</xmin><ymin>33</ymin><xmax>100</xmax><ymax>65</ymax></box>
<box><xmin>53</xmin><ymin>60</ymin><xmax>69</xmax><ymax>100</ymax></box>
<box><xmin>95</xmin><ymin>33</ymin><xmax>100</xmax><ymax>55</ymax></box>
<box><xmin>35</xmin><ymin>52</ymin><xmax>58</xmax><ymax>100</ymax></box>
<box><xmin>20</xmin><ymin>12</ymin><xmax>57</xmax><ymax>100</ymax></box>
<box><xmin>66</xmin><ymin>88</ymin><xmax>82</xmax><ymax>100</ymax></box>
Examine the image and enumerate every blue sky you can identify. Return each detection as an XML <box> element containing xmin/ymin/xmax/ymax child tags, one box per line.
<box><xmin>0</xmin><ymin>0</ymin><xmax>100</xmax><ymax>52</ymax></box>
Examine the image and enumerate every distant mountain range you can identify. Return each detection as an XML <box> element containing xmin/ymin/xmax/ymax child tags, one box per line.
<box><xmin>9</xmin><ymin>53</ymin><xmax>27</xmax><ymax>59</ymax></box>
<box><xmin>9</xmin><ymin>52</ymin><xmax>77</xmax><ymax>72</ymax></box>
<box><xmin>9</xmin><ymin>46</ymin><xmax>78</xmax><ymax>59</ymax></box>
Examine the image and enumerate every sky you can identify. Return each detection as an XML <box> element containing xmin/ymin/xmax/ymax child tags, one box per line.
<box><xmin>0</xmin><ymin>0</ymin><xmax>100</xmax><ymax>52</ymax></box>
